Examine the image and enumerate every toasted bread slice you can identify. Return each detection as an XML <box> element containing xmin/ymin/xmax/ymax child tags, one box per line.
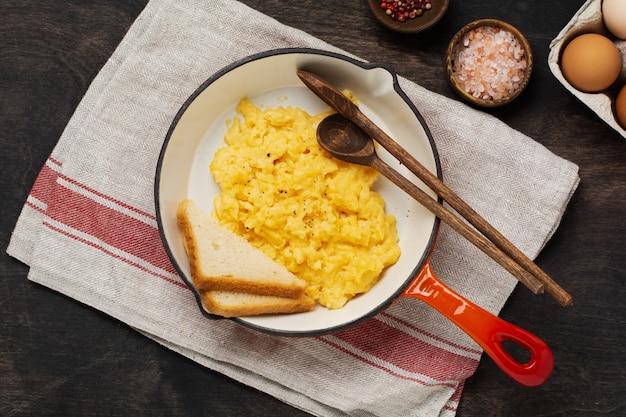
<box><xmin>176</xmin><ymin>199</ymin><xmax>307</xmax><ymax>298</ymax></box>
<box><xmin>200</xmin><ymin>290</ymin><xmax>314</xmax><ymax>318</ymax></box>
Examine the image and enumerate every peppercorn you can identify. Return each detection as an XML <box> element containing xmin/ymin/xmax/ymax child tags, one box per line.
<box><xmin>377</xmin><ymin>0</ymin><xmax>433</xmax><ymax>21</ymax></box>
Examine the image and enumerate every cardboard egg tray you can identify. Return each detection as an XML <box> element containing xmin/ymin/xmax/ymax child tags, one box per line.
<box><xmin>548</xmin><ymin>0</ymin><xmax>626</xmax><ymax>139</ymax></box>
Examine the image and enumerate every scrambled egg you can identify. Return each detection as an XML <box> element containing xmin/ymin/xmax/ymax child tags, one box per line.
<box><xmin>210</xmin><ymin>98</ymin><xmax>400</xmax><ymax>309</ymax></box>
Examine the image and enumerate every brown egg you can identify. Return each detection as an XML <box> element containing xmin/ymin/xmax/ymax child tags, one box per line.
<box><xmin>560</xmin><ymin>33</ymin><xmax>622</xmax><ymax>92</ymax></box>
<box><xmin>616</xmin><ymin>85</ymin><xmax>626</xmax><ymax>129</ymax></box>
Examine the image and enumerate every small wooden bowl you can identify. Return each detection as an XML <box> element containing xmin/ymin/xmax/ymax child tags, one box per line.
<box><xmin>445</xmin><ymin>19</ymin><xmax>533</xmax><ymax>107</ymax></box>
<box><xmin>368</xmin><ymin>0</ymin><xmax>450</xmax><ymax>34</ymax></box>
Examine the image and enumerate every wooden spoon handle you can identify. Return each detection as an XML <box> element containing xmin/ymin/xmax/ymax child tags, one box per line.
<box><xmin>357</xmin><ymin>112</ymin><xmax>570</xmax><ymax>306</ymax></box>
<box><xmin>368</xmin><ymin>114</ymin><xmax>573</xmax><ymax>307</ymax></box>
<box><xmin>370</xmin><ymin>157</ymin><xmax>544</xmax><ymax>294</ymax></box>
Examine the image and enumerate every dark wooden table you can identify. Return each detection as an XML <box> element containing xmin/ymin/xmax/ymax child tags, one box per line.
<box><xmin>2</xmin><ymin>1</ymin><xmax>624</xmax><ymax>416</ymax></box>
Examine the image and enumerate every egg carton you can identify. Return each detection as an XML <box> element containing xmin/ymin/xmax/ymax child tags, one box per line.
<box><xmin>548</xmin><ymin>0</ymin><xmax>626</xmax><ymax>139</ymax></box>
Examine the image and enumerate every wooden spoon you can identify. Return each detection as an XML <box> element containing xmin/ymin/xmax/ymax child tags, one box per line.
<box><xmin>317</xmin><ymin>113</ymin><xmax>543</xmax><ymax>294</ymax></box>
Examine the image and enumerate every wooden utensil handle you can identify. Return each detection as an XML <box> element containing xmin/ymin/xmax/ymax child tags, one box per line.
<box><xmin>371</xmin><ymin>157</ymin><xmax>544</xmax><ymax>294</ymax></box>
<box><xmin>356</xmin><ymin>109</ymin><xmax>571</xmax><ymax>306</ymax></box>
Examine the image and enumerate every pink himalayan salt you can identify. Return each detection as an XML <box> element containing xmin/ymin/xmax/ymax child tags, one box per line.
<box><xmin>451</xmin><ymin>26</ymin><xmax>527</xmax><ymax>100</ymax></box>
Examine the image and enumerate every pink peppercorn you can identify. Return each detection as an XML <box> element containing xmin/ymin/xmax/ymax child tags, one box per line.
<box><xmin>378</xmin><ymin>0</ymin><xmax>434</xmax><ymax>21</ymax></box>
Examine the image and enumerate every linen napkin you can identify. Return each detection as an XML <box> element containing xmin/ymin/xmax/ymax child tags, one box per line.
<box><xmin>7</xmin><ymin>0</ymin><xmax>580</xmax><ymax>416</ymax></box>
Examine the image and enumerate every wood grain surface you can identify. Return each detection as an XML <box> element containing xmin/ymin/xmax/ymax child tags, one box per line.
<box><xmin>1</xmin><ymin>1</ymin><xmax>624</xmax><ymax>416</ymax></box>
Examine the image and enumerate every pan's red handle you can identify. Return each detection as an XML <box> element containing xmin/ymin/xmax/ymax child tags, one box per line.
<box><xmin>403</xmin><ymin>261</ymin><xmax>554</xmax><ymax>387</ymax></box>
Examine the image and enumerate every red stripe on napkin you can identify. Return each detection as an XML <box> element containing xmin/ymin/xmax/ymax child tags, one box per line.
<box><xmin>35</xmin><ymin>159</ymin><xmax>179</xmax><ymax>283</ymax></box>
<box><xmin>46</xmin><ymin>190</ymin><xmax>171</xmax><ymax>271</ymax></box>
<box><xmin>26</xmin><ymin>158</ymin><xmax>63</xmax><ymax>212</ymax></box>
<box><xmin>59</xmin><ymin>173</ymin><xmax>158</xmax><ymax>221</ymax></box>
<box><xmin>320</xmin><ymin>335</ymin><xmax>454</xmax><ymax>387</ymax></box>
<box><xmin>44</xmin><ymin>220</ymin><xmax>183</xmax><ymax>287</ymax></box>
<box><xmin>329</xmin><ymin>317</ymin><xmax>479</xmax><ymax>384</ymax></box>
<box><xmin>381</xmin><ymin>311</ymin><xmax>482</xmax><ymax>356</ymax></box>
